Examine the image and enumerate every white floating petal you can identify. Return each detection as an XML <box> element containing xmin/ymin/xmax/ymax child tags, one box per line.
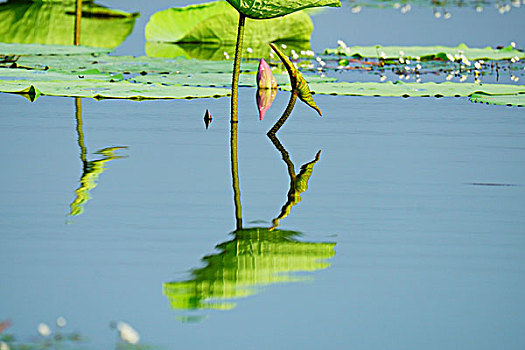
<box><xmin>117</xmin><ymin>322</ymin><xmax>140</xmax><ymax>345</ymax></box>
<box><xmin>37</xmin><ymin>323</ymin><xmax>51</xmax><ymax>337</ymax></box>
<box><xmin>56</xmin><ymin>316</ymin><xmax>67</xmax><ymax>328</ymax></box>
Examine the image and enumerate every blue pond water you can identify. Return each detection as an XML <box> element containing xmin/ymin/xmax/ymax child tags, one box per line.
<box><xmin>1</xmin><ymin>1</ymin><xmax>525</xmax><ymax>349</ymax></box>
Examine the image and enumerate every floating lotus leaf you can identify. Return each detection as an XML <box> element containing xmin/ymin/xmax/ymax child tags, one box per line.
<box><xmin>281</xmin><ymin>81</ymin><xmax>525</xmax><ymax>97</ymax></box>
<box><xmin>145</xmin><ymin>1</ymin><xmax>313</xmax><ymax>45</ymax></box>
<box><xmin>470</xmin><ymin>93</ymin><xmax>525</xmax><ymax>107</ymax></box>
<box><xmin>324</xmin><ymin>43</ymin><xmax>525</xmax><ymax>61</ymax></box>
<box><xmin>5</xmin><ymin>53</ymin><xmax>260</xmax><ymax>75</ymax></box>
<box><xmin>0</xmin><ymin>1</ymin><xmax>138</xmax><ymax>49</ymax></box>
<box><xmin>270</xmin><ymin>43</ymin><xmax>321</xmax><ymax>115</ymax></box>
<box><xmin>131</xmin><ymin>71</ymin><xmax>335</xmax><ymax>88</ymax></box>
<box><xmin>225</xmin><ymin>0</ymin><xmax>341</xmax><ymax>19</ymax></box>
<box><xmin>0</xmin><ymin>43</ymin><xmax>110</xmax><ymax>56</ymax></box>
<box><xmin>0</xmin><ymin>79</ymin><xmax>230</xmax><ymax>100</ymax></box>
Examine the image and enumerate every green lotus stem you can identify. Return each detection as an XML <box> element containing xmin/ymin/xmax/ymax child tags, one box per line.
<box><xmin>75</xmin><ymin>97</ymin><xmax>86</xmax><ymax>163</ymax></box>
<box><xmin>267</xmin><ymin>89</ymin><xmax>298</xmax><ymax>135</ymax></box>
<box><xmin>74</xmin><ymin>0</ymin><xmax>82</xmax><ymax>45</ymax></box>
<box><xmin>230</xmin><ymin>13</ymin><xmax>246</xmax><ymax>123</ymax></box>
<box><xmin>230</xmin><ymin>121</ymin><xmax>243</xmax><ymax>230</ymax></box>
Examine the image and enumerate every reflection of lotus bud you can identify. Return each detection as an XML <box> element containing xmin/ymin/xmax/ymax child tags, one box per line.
<box><xmin>257</xmin><ymin>58</ymin><xmax>277</xmax><ymax>89</ymax></box>
<box><xmin>256</xmin><ymin>88</ymin><xmax>277</xmax><ymax>121</ymax></box>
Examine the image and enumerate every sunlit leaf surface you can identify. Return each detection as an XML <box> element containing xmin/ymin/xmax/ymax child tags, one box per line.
<box><xmin>225</xmin><ymin>0</ymin><xmax>341</xmax><ymax>19</ymax></box>
<box><xmin>146</xmin><ymin>1</ymin><xmax>313</xmax><ymax>45</ymax></box>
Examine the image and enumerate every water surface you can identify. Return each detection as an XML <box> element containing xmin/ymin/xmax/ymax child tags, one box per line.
<box><xmin>1</xmin><ymin>0</ymin><xmax>525</xmax><ymax>349</ymax></box>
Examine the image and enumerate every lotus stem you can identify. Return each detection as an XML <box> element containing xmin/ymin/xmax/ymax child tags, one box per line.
<box><xmin>231</xmin><ymin>13</ymin><xmax>246</xmax><ymax>123</ymax></box>
<box><xmin>267</xmin><ymin>89</ymin><xmax>298</xmax><ymax>135</ymax></box>
<box><xmin>230</xmin><ymin>120</ymin><xmax>243</xmax><ymax>230</ymax></box>
<box><xmin>74</xmin><ymin>0</ymin><xmax>82</xmax><ymax>46</ymax></box>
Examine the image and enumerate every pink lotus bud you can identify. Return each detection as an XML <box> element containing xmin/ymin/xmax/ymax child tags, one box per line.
<box><xmin>256</xmin><ymin>88</ymin><xmax>277</xmax><ymax>121</ymax></box>
<box><xmin>257</xmin><ymin>58</ymin><xmax>277</xmax><ymax>89</ymax></box>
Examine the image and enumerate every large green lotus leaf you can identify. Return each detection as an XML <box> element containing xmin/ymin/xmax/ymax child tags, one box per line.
<box><xmin>282</xmin><ymin>81</ymin><xmax>525</xmax><ymax>97</ymax></box>
<box><xmin>470</xmin><ymin>93</ymin><xmax>525</xmax><ymax>107</ymax></box>
<box><xmin>325</xmin><ymin>43</ymin><xmax>525</xmax><ymax>61</ymax></box>
<box><xmin>145</xmin><ymin>1</ymin><xmax>313</xmax><ymax>45</ymax></box>
<box><xmin>225</xmin><ymin>0</ymin><xmax>341</xmax><ymax>19</ymax></box>
<box><xmin>0</xmin><ymin>80</ymin><xmax>230</xmax><ymax>100</ymax></box>
<box><xmin>0</xmin><ymin>1</ymin><xmax>138</xmax><ymax>49</ymax></box>
<box><xmin>146</xmin><ymin>40</ymin><xmax>312</xmax><ymax>61</ymax></box>
<box><xmin>0</xmin><ymin>43</ymin><xmax>110</xmax><ymax>56</ymax></box>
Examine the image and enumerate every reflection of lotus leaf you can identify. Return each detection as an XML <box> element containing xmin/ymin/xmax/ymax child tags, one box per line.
<box><xmin>70</xmin><ymin>147</ymin><xmax>127</xmax><ymax>216</ymax></box>
<box><xmin>294</xmin><ymin>153</ymin><xmax>319</xmax><ymax>194</ymax></box>
<box><xmin>0</xmin><ymin>1</ymin><xmax>138</xmax><ymax>48</ymax></box>
<box><xmin>145</xmin><ymin>41</ymin><xmax>312</xmax><ymax>61</ymax></box>
<box><xmin>145</xmin><ymin>1</ymin><xmax>312</xmax><ymax>46</ymax></box>
<box><xmin>163</xmin><ymin>228</ymin><xmax>335</xmax><ymax>311</ymax></box>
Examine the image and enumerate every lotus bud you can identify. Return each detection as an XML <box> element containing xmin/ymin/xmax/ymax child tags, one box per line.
<box><xmin>256</xmin><ymin>88</ymin><xmax>277</xmax><ymax>121</ymax></box>
<box><xmin>257</xmin><ymin>58</ymin><xmax>277</xmax><ymax>89</ymax></box>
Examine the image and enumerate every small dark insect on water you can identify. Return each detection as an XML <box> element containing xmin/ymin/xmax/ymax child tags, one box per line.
<box><xmin>204</xmin><ymin>109</ymin><xmax>212</xmax><ymax>129</ymax></box>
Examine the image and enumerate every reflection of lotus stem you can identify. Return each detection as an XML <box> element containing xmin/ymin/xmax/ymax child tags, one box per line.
<box><xmin>74</xmin><ymin>0</ymin><xmax>82</xmax><ymax>45</ymax></box>
<box><xmin>230</xmin><ymin>121</ymin><xmax>242</xmax><ymax>230</ymax></box>
<box><xmin>267</xmin><ymin>133</ymin><xmax>295</xmax><ymax>178</ymax></box>
<box><xmin>75</xmin><ymin>97</ymin><xmax>87</xmax><ymax>163</ymax></box>
<box><xmin>267</xmin><ymin>89</ymin><xmax>298</xmax><ymax>135</ymax></box>
<box><xmin>230</xmin><ymin>13</ymin><xmax>246</xmax><ymax>123</ymax></box>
